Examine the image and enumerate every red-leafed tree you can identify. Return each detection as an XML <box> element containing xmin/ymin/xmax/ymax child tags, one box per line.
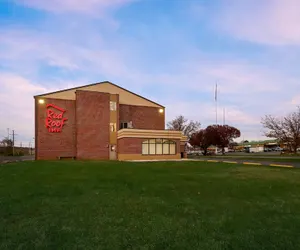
<box><xmin>209</xmin><ymin>125</ymin><xmax>241</xmax><ymax>154</ymax></box>
<box><xmin>190</xmin><ymin>127</ymin><xmax>216</xmax><ymax>155</ymax></box>
<box><xmin>190</xmin><ymin>125</ymin><xmax>241</xmax><ymax>155</ymax></box>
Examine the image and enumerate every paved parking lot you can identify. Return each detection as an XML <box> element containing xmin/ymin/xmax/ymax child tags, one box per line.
<box><xmin>0</xmin><ymin>155</ymin><xmax>34</xmax><ymax>164</ymax></box>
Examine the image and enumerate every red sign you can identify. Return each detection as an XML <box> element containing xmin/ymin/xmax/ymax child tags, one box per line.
<box><xmin>45</xmin><ymin>104</ymin><xmax>68</xmax><ymax>133</ymax></box>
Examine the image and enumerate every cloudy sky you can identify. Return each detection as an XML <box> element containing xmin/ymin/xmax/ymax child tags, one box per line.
<box><xmin>0</xmin><ymin>0</ymin><xmax>300</xmax><ymax>146</ymax></box>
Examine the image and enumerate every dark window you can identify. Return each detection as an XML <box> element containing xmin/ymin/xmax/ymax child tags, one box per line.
<box><xmin>120</xmin><ymin>122</ymin><xmax>128</xmax><ymax>129</ymax></box>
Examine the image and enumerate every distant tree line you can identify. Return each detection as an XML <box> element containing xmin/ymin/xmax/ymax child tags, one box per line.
<box><xmin>0</xmin><ymin>138</ymin><xmax>14</xmax><ymax>156</ymax></box>
<box><xmin>0</xmin><ymin>138</ymin><xmax>26</xmax><ymax>156</ymax></box>
<box><xmin>167</xmin><ymin>106</ymin><xmax>300</xmax><ymax>156</ymax></box>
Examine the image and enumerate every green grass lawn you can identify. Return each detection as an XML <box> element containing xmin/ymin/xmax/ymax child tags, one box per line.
<box><xmin>1</xmin><ymin>161</ymin><xmax>300</xmax><ymax>249</ymax></box>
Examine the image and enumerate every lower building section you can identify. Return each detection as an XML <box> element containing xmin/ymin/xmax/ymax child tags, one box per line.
<box><xmin>117</xmin><ymin>129</ymin><xmax>187</xmax><ymax>161</ymax></box>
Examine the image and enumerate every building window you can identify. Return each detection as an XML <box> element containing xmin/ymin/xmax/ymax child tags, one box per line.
<box><xmin>142</xmin><ymin>143</ymin><xmax>149</xmax><ymax>155</ymax></box>
<box><xmin>120</xmin><ymin>122</ymin><xmax>128</xmax><ymax>129</ymax></box>
<box><xmin>120</xmin><ymin>121</ymin><xmax>133</xmax><ymax>129</ymax></box>
<box><xmin>142</xmin><ymin>139</ymin><xmax>176</xmax><ymax>155</ymax></box>
<box><xmin>110</xmin><ymin>101</ymin><xmax>116</xmax><ymax>111</ymax></box>
<box><xmin>110</xmin><ymin>123</ymin><xmax>116</xmax><ymax>132</ymax></box>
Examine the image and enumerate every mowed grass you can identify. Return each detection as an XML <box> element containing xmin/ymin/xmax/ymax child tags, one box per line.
<box><xmin>1</xmin><ymin>161</ymin><xmax>300</xmax><ymax>249</ymax></box>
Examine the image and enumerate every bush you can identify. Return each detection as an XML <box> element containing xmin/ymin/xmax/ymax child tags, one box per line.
<box><xmin>17</xmin><ymin>151</ymin><xmax>25</xmax><ymax>156</ymax></box>
<box><xmin>4</xmin><ymin>146</ymin><xmax>13</xmax><ymax>156</ymax></box>
<box><xmin>4</xmin><ymin>149</ymin><xmax>25</xmax><ymax>156</ymax></box>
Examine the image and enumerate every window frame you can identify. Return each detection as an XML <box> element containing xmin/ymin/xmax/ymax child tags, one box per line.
<box><xmin>142</xmin><ymin>139</ymin><xmax>176</xmax><ymax>155</ymax></box>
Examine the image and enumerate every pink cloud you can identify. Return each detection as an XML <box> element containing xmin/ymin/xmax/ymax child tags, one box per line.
<box><xmin>164</xmin><ymin>101</ymin><xmax>259</xmax><ymax>126</ymax></box>
<box><xmin>291</xmin><ymin>95</ymin><xmax>300</xmax><ymax>105</ymax></box>
<box><xmin>148</xmin><ymin>58</ymin><xmax>286</xmax><ymax>99</ymax></box>
<box><xmin>0</xmin><ymin>28</ymin><xmax>136</xmax><ymax>79</ymax></box>
<box><xmin>215</xmin><ymin>0</ymin><xmax>300</xmax><ymax>45</ymax></box>
<box><xmin>0</xmin><ymin>29</ymin><xmax>80</xmax><ymax>71</ymax></box>
<box><xmin>1</xmin><ymin>23</ymin><xmax>298</xmax><ymax>143</ymax></box>
<box><xmin>0</xmin><ymin>73</ymin><xmax>49</xmax><ymax>144</ymax></box>
<box><xmin>163</xmin><ymin>100</ymin><xmax>266</xmax><ymax>141</ymax></box>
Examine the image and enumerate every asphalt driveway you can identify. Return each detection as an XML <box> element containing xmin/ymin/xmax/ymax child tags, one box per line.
<box><xmin>0</xmin><ymin>155</ymin><xmax>34</xmax><ymax>164</ymax></box>
<box><xmin>189</xmin><ymin>157</ymin><xmax>300</xmax><ymax>168</ymax></box>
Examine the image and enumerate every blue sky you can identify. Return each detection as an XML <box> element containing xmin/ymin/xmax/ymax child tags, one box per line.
<box><xmin>0</xmin><ymin>0</ymin><xmax>300</xmax><ymax>146</ymax></box>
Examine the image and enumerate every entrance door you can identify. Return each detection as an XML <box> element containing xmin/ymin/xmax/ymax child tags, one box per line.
<box><xmin>109</xmin><ymin>145</ymin><xmax>117</xmax><ymax>160</ymax></box>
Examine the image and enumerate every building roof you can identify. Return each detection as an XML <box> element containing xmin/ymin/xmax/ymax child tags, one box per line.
<box><xmin>35</xmin><ymin>81</ymin><xmax>164</xmax><ymax>108</ymax></box>
<box><xmin>117</xmin><ymin>129</ymin><xmax>186</xmax><ymax>140</ymax></box>
<box><xmin>237</xmin><ymin>139</ymin><xmax>279</xmax><ymax>146</ymax></box>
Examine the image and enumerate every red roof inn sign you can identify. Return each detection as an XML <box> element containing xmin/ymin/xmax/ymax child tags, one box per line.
<box><xmin>45</xmin><ymin>104</ymin><xmax>68</xmax><ymax>133</ymax></box>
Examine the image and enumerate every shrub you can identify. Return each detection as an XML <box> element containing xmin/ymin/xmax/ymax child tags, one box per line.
<box><xmin>4</xmin><ymin>146</ymin><xmax>13</xmax><ymax>156</ymax></box>
<box><xmin>18</xmin><ymin>151</ymin><xmax>25</xmax><ymax>156</ymax></box>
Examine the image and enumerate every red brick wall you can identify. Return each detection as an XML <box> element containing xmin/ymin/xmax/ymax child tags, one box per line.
<box><xmin>118</xmin><ymin>138</ymin><xmax>180</xmax><ymax>154</ymax></box>
<box><xmin>119</xmin><ymin>104</ymin><xmax>165</xmax><ymax>130</ymax></box>
<box><xmin>35</xmin><ymin>98</ymin><xmax>76</xmax><ymax>160</ymax></box>
<box><xmin>177</xmin><ymin>140</ymin><xmax>181</xmax><ymax>153</ymax></box>
<box><xmin>118</xmin><ymin>138</ymin><xmax>143</xmax><ymax>154</ymax></box>
<box><xmin>76</xmin><ymin>90</ymin><xmax>110</xmax><ymax>160</ymax></box>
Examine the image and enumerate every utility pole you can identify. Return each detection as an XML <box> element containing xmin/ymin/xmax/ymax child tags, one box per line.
<box><xmin>223</xmin><ymin>108</ymin><xmax>225</xmax><ymax>125</ymax></box>
<box><xmin>29</xmin><ymin>142</ymin><xmax>32</xmax><ymax>155</ymax></box>
<box><xmin>12</xmin><ymin>130</ymin><xmax>15</xmax><ymax>156</ymax></box>
<box><xmin>7</xmin><ymin>128</ymin><xmax>10</xmax><ymax>139</ymax></box>
<box><xmin>214</xmin><ymin>82</ymin><xmax>220</xmax><ymax>154</ymax></box>
<box><xmin>32</xmin><ymin>137</ymin><xmax>35</xmax><ymax>156</ymax></box>
<box><xmin>11</xmin><ymin>130</ymin><xmax>17</xmax><ymax>156</ymax></box>
<box><xmin>215</xmin><ymin>82</ymin><xmax>218</xmax><ymax>125</ymax></box>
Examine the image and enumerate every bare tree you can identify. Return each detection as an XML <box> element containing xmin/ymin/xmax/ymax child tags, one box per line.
<box><xmin>167</xmin><ymin>115</ymin><xmax>201</xmax><ymax>139</ymax></box>
<box><xmin>1</xmin><ymin>137</ymin><xmax>13</xmax><ymax>156</ymax></box>
<box><xmin>1</xmin><ymin>137</ymin><xmax>13</xmax><ymax>147</ymax></box>
<box><xmin>262</xmin><ymin>106</ymin><xmax>300</xmax><ymax>153</ymax></box>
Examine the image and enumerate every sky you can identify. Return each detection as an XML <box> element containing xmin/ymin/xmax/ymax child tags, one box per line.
<box><xmin>0</xmin><ymin>0</ymin><xmax>300</xmax><ymax>146</ymax></box>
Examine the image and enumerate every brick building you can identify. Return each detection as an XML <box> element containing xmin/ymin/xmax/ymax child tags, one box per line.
<box><xmin>34</xmin><ymin>81</ymin><xmax>187</xmax><ymax>161</ymax></box>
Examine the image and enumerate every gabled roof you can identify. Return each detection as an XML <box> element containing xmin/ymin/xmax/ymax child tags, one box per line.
<box><xmin>35</xmin><ymin>81</ymin><xmax>164</xmax><ymax>108</ymax></box>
